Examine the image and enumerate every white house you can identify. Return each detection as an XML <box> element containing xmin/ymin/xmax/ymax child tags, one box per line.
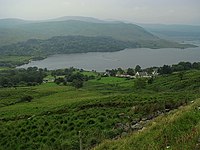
<box><xmin>135</xmin><ymin>72</ymin><xmax>151</xmax><ymax>78</ymax></box>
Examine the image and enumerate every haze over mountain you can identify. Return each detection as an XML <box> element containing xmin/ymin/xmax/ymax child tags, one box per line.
<box><xmin>139</xmin><ymin>24</ymin><xmax>200</xmax><ymax>41</ymax></box>
<box><xmin>0</xmin><ymin>16</ymin><xmax>195</xmax><ymax>51</ymax></box>
<box><xmin>1</xmin><ymin>0</ymin><xmax>199</xmax><ymax>25</ymax></box>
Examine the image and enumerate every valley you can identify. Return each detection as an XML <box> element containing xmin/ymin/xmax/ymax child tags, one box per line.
<box><xmin>0</xmin><ymin>16</ymin><xmax>200</xmax><ymax>150</ymax></box>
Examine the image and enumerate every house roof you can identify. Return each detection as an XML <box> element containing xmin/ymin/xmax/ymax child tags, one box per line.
<box><xmin>136</xmin><ymin>72</ymin><xmax>148</xmax><ymax>76</ymax></box>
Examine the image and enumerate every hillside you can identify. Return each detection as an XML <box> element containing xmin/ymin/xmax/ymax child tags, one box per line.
<box><xmin>0</xmin><ymin>66</ymin><xmax>200</xmax><ymax>149</ymax></box>
<box><xmin>0</xmin><ymin>18</ymin><xmax>195</xmax><ymax>48</ymax></box>
<box><xmin>0</xmin><ymin>36</ymin><xmax>138</xmax><ymax>56</ymax></box>
<box><xmin>0</xmin><ymin>18</ymin><xmax>32</xmax><ymax>28</ymax></box>
<box><xmin>95</xmin><ymin>98</ymin><xmax>200</xmax><ymax>150</ymax></box>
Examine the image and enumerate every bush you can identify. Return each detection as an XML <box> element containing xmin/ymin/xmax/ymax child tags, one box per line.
<box><xmin>72</xmin><ymin>79</ymin><xmax>83</xmax><ymax>88</ymax></box>
<box><xmin>134</xmin><ymin>78</ymin><xmax>147</xmax><ymax>89</ymax></box>
<box><xmin>20</xmin><ymin>95</ymin><xmax>33</xmax><ymax>102</ymax></box>
<box><xmin>87</xmin><ymin>119</ymin><xmax>96</xmax><ymax>125</ymax></box>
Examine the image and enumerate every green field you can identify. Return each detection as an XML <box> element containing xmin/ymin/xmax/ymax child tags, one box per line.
<box><xmin>0</xmin><ymin>69</ymin><xmax>200</xmax><ymax>149</ymax></box>
<box><xmin>0</xmin><ymin>55</ymin><xmax>32</xmax><ymax>69</ymax></box>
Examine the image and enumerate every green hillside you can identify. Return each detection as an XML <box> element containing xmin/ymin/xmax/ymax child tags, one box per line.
<box><xmin>0</xmin><ymin>19</ymin><xmax>195</xmax><ymax>48</ymax></box>
<box><xmin>0</xmin><ymin>66</ymin><xmax>200</xmax><ymax>149</ymax></box>
<box><xmin>95</xmin><ymin>98</ymin><xmax>200</xmax><ymax>150</ymax></box>
<box><xmin>0</xmin><ymin>36</ymin><xmax>138</xmax><ymax>56</ymax></box>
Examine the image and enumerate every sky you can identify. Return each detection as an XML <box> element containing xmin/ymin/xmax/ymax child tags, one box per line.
<box><xmin>0</xmin><ymin>0</ymin><xmax>200</xmax><ymax>25</ymax></box>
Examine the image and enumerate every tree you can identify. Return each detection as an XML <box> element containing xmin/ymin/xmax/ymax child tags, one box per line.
<box><xmin>72</xmin><ymin>79</ymin><xmax>83</xmax><ymax>88</ymax></box>
<box><xmin>0</xmin><ymin>77</ymin><xmax>9</xmax><ymax>87</ymax></box>
<box><xmin>117</xmin><ymin>68</ymin><xmax>124</xmax><ymax>74</ymax></box>
<box><xmin>192</xmin><ymin>62</ymin><xmax>200</xmax><ymax>70</ymax></box>
<box><xmin>54</xmin><ymin>77</ymin><xmax>65</xmax><ymax>85</ymax></box>
<box><xmin>20</xmin><ymin>95</ymin><xmax>33</xmax><ymax>102</ymax></box>
<box><xmin>178</xmin><ymin>72</ymin><xmax>184</xmax><ymax>80</ymax></box>
<box><xmin>159</xmin><ymin>65</ymin><xmax>172</xmax><ymax>74</ymax></box>
<box><xmin>178</xmin><ymin>62</ymin><xmax>192</xmax><ymax>70</ymax></box>
<box><xmin>148</xmin><ymin>77</ymin><xmax>154</xmax><ymax>84</ymax></box>
<box><xmin>105</xmin><ymin>69</ymin><xmax>117</xmax><ymax>76</ymax></box>
<box><xmin>135</xmin><ymin>65</ymin><xmax>141</xmax><ymax>72</ymax></box>
<box><xmin>127</xmin><ymin>68</ymin><xmax>135</xmax><ymax>76</ymax></box>
<box><xmin>172</xmin><ymin>64</ymin><xmax>184</xmax><ymax>72</ymax></box>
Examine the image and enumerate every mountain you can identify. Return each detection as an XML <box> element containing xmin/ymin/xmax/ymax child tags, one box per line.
<box><xmin>0</xmin><ymin>18</ymin><xmax>33</xmax><ymax>28</ymax></box>
<box><xmin>48</xmin><ymin>16</ymin><xmax>108</xmax><ymax>23</ymax></box>
<box><xmin>0</xmin><ymin>19</ymin><xmax>157</xmax><ymax>46</ymax></box>
<box><xmin>139</xmin><ymin>24</ymin><xmax>200</xmax><ymax>41</ymax></box>
<box><xmin>0</xmin><ymin>17</ymin><xmax>194</xmax><ymax>49</ymax></box>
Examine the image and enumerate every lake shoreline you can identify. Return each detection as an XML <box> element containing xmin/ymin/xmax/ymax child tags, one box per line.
<box><xmin>17</xmin><ymin>42</ymin><xmax>200</xmax><ymax>72</ymax></box>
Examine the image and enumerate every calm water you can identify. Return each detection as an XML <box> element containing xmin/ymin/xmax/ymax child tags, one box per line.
<box><xmin>19</xmin><ymin>42</ymin><xmax>200</xmax><ymax>71</ymax></box>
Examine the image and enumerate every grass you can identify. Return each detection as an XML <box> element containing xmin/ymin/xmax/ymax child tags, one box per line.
<box><xmin>94</xmin><ymin>98</ymin><xmax>200</xmax><ymax>150</ymax></box>
<box><xmin>0</xmin><ymin>67</ymin><xmax>10</xmax><ymax>70</ymax></box>
<box><xmin>81</xmin><ymin>71</ymin><xmax>98</xmax><ymax>77</ymax></box>
<box><xmin>0</xmin><ymin>69</ymin><xmax>200</xmax><ymax>150</ymax></box>
<box><xmin>0</xmin><ymin>55</ymin><xmax>32</xmax><ymax>68</ymax></box>
<box><xmin>0</xmin><ymin>83</ymin><xmax>104</xmax><ymax>118</ymax></box>
<box><xmin>0</xmin><ymin>55</ymin><xmax>31</xmax><ymax>62</ymax></box>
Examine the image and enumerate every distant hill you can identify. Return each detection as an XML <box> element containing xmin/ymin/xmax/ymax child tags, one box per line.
<box><xmin>139</xmin><ymin>24</ymin><xmax>200</xmax><ymax>41</ymax></box>
<box><xmin>0</xmin><ymin>19</ymin><xmax>157</xmax><ymax>46</ymax></box>
<box><xmin>0</xmin><ymin>18</ymin><xmax>33</xmax><ymax>28</ymax></box>
<box><xmin>0</xmin><ymin>36</ymin><xmax>139</xmax><ymax>56</ymax></box>
<box><xmin>48</xmin><ymin>16</ymin><xmax>108</xmax><ymax>23</ymax></box>
<box><xmin>0</xmin><ymin>17</ymin><xmax>194</xmax><ymax>49</ymax></box>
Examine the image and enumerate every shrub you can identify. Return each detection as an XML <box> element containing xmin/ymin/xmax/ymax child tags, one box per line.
<box><xmin>20</xmin><ymin>95</ymin><xmax>33</xmax><ymax>102</ymax></box>
<box><xmin>134</xmin><ymin>78</ymin><xmax>147</xmax><ymax>89</ymax></box>
<box><xmin>72</xmin><ymin>79</ymin><xmax>83</xmax><ymax>88</ymax></box>
<box><xmin>87</xmin><ymin>119</ymin><xmax>96</xmax><ymax>125</ymax></box>
<box><xmin>98</xmin><ymin>116</ymin><xmax>106</xmax><ymax>122</ymax></box>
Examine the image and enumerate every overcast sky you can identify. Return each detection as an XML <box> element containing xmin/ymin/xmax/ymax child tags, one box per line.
<box><xmin>0</xmin><ymin>0</ymin><xmax>200</xmax><ymax>25</ymax></box>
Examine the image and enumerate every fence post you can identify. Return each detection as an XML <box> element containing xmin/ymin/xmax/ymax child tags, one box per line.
<box><xmin>79</xmin><ymin>131</ymin><xmax>83</xmax><ymax>150</ymax></box>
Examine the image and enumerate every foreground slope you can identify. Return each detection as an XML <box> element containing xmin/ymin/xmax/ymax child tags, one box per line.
<box><xmin>0</xmin><ymin>69</ymin><xmax>200</xmax><ymax>150</ymax></box>
<box><xmin>95</xmin><ymin>98</ymin><xmax>200</xmax><ymax>150</ymax></box>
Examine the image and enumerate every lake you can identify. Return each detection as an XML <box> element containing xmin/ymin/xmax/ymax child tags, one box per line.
<box><xmin>18</xmin><ymin>42</ymin><xmax>200</xmax><ymax>72</ymax></box>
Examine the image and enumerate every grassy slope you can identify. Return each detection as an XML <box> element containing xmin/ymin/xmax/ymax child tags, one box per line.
<box><xmin>0</xmin><ymin>83</ymin><xmax>104</xmax><ymax>118</ymax></box>
<box><xmin>95</xmin><ymin>98</ymin><xmax>200</xmax><ymax>150</ymax></box>
<box><xmin>0</xmin><ymin>55</ymin><xmax>32</xmax><ymax>69</ymax></box>
<box><xmin>0</xmin><ymin>70</ymin><xmax>200</xmax><ymax>149</ymax></box>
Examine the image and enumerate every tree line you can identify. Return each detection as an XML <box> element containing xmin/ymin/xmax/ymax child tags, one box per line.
<box><xmin>105</xmin><ymin>61</ymin><xmax>200</xmax><ymax>77</ymax></box>
<box><xmin>52</xmin><ymin>68</ymin><xmax>95</xmax><ymax>88</ymax></box>
<box><xmin>158</xmin><ymin>61</ymin><xmax>200</xmax><ymax>75</ymax></box>
<box><xmin>0</xmin><ymin>67</ymin><xmax>47</xmax><ymax>87</ymax></box>
<box><xmin>105</xmin><ymin>65</ymin><xmax>142</xmax><ymax>77</ymax></box>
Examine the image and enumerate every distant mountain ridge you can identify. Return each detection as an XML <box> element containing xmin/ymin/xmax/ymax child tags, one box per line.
<box><xmin>0</xmin><ymin>16</ymin><xmax>196</xmax><ymax>49</ymax></box>
<box><xmin>0</xmin><ymin>18</ymin><xmax>32</xmax><ymax>28</ymax></box>
<box><xmin>48</xmin><ymin>16</ymin><xmax>108</xmax><ymax>23</ymax></box>
<box><xmin>0</xmin><ymin>18</ymin><xmax>158</xmax><ymax>45</ymax></box>
<box><xmin>139</xmin><ymin>23</ymin><xmax>200</xmax><ymax>41</ymax></box>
